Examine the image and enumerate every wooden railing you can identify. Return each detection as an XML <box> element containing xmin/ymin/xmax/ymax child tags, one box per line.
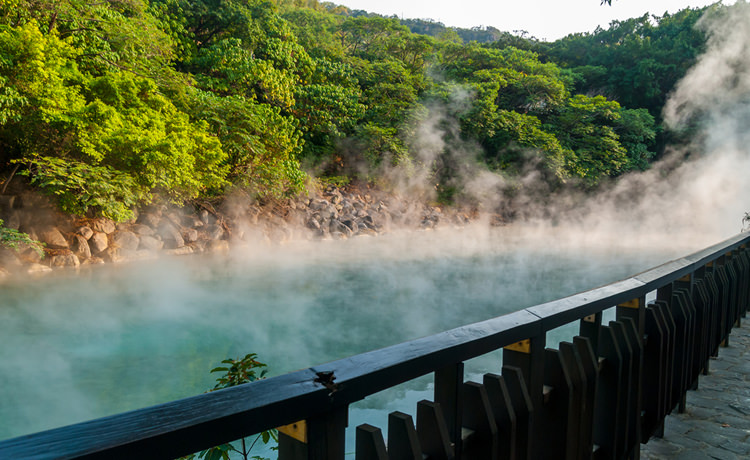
<box><xmin>2</xmin><ymin>232</ymin><xmax>749</xmax><ymax>459</ymax></box>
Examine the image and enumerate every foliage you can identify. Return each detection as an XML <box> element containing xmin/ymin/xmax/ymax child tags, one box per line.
<box><xmin>0</xmin><ymin>0</ymin><xmax>715</xmax><ymax>214</ymax></box>
<box><xmin>182</xmin><ymin>354</ymin><xmax>276</xmax><ymax>460</ymax></box>
<box><xmin>17</xmin><ymin>156</ymin><xmax>144</xmax><ymax>221</ymax></box>
<box><xmin>0</xmin><ymin>218</ymin><xmax>44</xmax><ymax>257</ymax></box>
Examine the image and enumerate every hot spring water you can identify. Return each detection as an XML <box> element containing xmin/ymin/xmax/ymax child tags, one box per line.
<box><xmin>0</xmin><ymin>227</ymin><xmax>688</xmax><ymax>456</ymax></box>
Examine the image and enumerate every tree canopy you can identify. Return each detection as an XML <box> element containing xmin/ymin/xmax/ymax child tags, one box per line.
<box><xmin>0</xmin><ymin>0</ymin><xmax>715</xmax><ymax>219</ymax></box>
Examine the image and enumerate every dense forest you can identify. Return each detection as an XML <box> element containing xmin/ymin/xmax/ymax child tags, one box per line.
<box><xmin>0</xmin><ymin>0</ymin><xmax>714</xmax><ymax>225</ymax></box>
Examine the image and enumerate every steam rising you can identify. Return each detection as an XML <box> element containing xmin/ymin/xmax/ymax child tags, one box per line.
<box><xmin>3</xmin><ymin>2</ymin><xmax>750</xmax><ymax>449</ymax></box>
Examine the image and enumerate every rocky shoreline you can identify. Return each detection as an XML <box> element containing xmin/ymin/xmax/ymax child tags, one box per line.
<box><xmin>0</xmin><ymin>184</ymin><xmax>477</xmax><ymax>277</ymax></box>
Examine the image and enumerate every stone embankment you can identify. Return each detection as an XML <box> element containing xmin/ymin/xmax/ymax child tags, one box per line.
<box><xmin>0</xmin><ymin>185</ymin><xmax>474</xmax><ymax>276</ymax></box>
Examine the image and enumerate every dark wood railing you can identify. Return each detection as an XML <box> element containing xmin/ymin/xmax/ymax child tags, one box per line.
<box><xmin>2</xmin><ymin>232</ymin><xmax>749</xmax><ymax>459</ymax></box>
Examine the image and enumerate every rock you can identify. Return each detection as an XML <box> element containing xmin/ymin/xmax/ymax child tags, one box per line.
<box><xmin>306</xmin><ymin>217</ymin><xmax>321</xmax><ymax>231</ymax></box>
<box><xmin>357</xmin><ymin>227</ymin><xmax>379</xmax><ymax>237</ymax></box>
<box><xmin>71</xmin><ymin>234</ymin><xmax>91</xmax><ymax>260</ymax></box>
<box><xmin>164</xmin><ymin>246</ymin><xmax>194</xmax><ymax>256</ymax></box>
<box><xmin>158</xmin><ymin>222</ymin><xmax>185</xmax><ymax>249</ymax></box>
<box><xmin>0</xmin><ymin>247</ymin><xmax>20</xmax><ymax>267</ymax></box>
<box><xmin>130</xmin><ymin>224</ymin><xmax>155</xmax><ymax>236</ymax></box>
<box><xmin>39</xmin><ymin>227</ymin><xmax>69</xmax><ymax>249</ymax></box>
<box><xmin>50</xmin><ymin>253</ymin><xmax>80</xmax><ymax>268</ymax></box>
<box><xmin>91</xmin><ymin>218</ymin><xmax>116</xmax><ymax>234</ymax></box>
<box><xmin>329</xmin><ymin>219</ymin><xmax>353</xmax><ymax>237</ymax></box>
<box><xmin>76</xmin><ymin>226</ymin><xmax>94</xmax><ymax>240</ymax></box>
<box><xmin>138</xmin><ymin>235</ymin><xmax>164</xmax><ymax>252</ymax></box>
<box><xmin>27</xmin><ymin>263</ymin><xmax>52</xmax><ymax>274</ymax></box>
<box><xmin>207</xmin><ymin>240</ymin><xmax>230</xmax><ymax>252</ymax></box>
<box><xmin>89</xmin><ymin>232</ymin><xmax>109</xmax><ymax>254</ymax></box>
<box><xmin>182</xmin><ymin>228</ymin><xmax>199</xmax><ymax>243</ymax></box>
<box><xmin>113</xmin><ymin>230</ymin><xmax>140</xmax><ymax>251</ymax></box>
<box><xmin>342</xmin><ymin>219</ymin><xmax>358</xmax><ymax>234</ymax></box>
<box><xmin>206</xmin><ymin>224</ymin><xmax>224</xmax><ymax>241</ymax></box>
<box><xmin>0</xmin><ymin>195</ymin><xmax>15</xmax><ymax>211</ymax></box>
<box><xmin>3</xmin><ymin>211</ymin><xmax>20</xmax><ymax>230</ymax></box>
<box><xmin>18</xmin><ymin>247</ymin><xmax>43</xmax><ymax>264</ymax></box>
<box><xmin>137</xmin><ymin>212</ymin><xmax>161</xmax><ymax>228</ymax></box>
<box><xmin>186</xmin><ymin>218</ymin><xmax>204</xmax><ymax>228</ymax></box>
<box><xmin>83</xmin><ymin>257</ymin><xmax>105</xmax><ymax>265</ymax></box>
<box><xmin>0</xmin><ymin>266</ymin><xmax>9</xmax><ymax>278</ymax></box>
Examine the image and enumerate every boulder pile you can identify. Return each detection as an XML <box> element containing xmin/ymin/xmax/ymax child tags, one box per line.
<box><xmin>0</xmin><ymin>184</ymin><xmax>474</xmax><ymax>276</ymax></box>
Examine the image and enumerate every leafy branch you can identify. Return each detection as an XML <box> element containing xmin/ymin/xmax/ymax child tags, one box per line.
<box><xmin>0</xmin><ymin>218</ymin><xmax>45</xmax><ymax>258</ymax></box>
<box><xmin>180</xmin><ymin>354</ymin><xmax>277</xmax><ymax>460</ymax></box>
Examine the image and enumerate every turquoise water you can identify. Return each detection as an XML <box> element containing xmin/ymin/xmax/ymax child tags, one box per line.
<box><xmin>0</xmin><ymin>227</ymin><xmax>683</xmax><ymax>455</ymax></box>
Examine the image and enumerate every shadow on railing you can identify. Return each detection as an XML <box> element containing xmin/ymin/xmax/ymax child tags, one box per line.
<box><xmin>2</xmin><ymin>232</ymin><xmax>749</xmax><ymax>460</ymax></box>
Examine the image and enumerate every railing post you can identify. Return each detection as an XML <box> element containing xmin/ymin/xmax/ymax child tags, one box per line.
<box><xmin>307</xmin><ymin>406</ymin><xmax>348</xmax><ymax>460</ymax></box>
<box><xmin>434</xmin><ymin>362</ymin><xmax>465</xmax><ymax>457</ymax></box>
<box><xmin>503</xmin><ymin>335</ymin><xmax>545</xmax><ymax>459</ymax></box>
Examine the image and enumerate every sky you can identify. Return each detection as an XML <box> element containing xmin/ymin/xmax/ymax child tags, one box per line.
<box><xmin>333</xmin><ymin>0</ymin><xmax>734</xmax><ymax>41</ymax></box>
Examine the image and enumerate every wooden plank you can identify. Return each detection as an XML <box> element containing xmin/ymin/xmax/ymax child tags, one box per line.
<box><xmin>435</xmin><ymin>363</ymin><xmax>464</xmax><ymax>457</ymax></box>
<box><xmin>355</xmin><ymin>424</ymin><xmax>388</xmax><ymax>460</ymax></box>
<box><xmin>593</xmin><ymin>325</ymin><xmax>623</xmax><ymax>460</ymax></box>
<box><xmin>618</xmin><ymin>317</ymin><xmax>642</xmax><ymax>455</ymax></box>
<box><xmin>573</xmin><ymin>336</ymin><xmax>598</xmax><ymax>457</ymax></box>
<box><xmin>642</xmin><ymin>306</ymin><xmax>667</xmax><ymax>439</ymax></box>
<box><xmin>307</xmin><ymin>405</ymin><xmax>348</xmax><ymax>460</ymax></box>
<box><xmin>462</xmin><ymin>381</ymin><xmax>499</xmax><ymax>460</ymax></box>
<box><xmin>416</xmin><ymin>400</ymin><xmax>454</xmax><ymax>460</ymax></box>
<box><xmin>387</xmin><ymin>412</ymin><xmax>421</xmax><ymax>460</ymax></box>
<box><xmin>502</xmin><ymin>366</ymin><xmax>534</xmax><ymax>460</ymax></box>
<box><xmin>483</xmin><ymin>373</ymin><xmax>516</xmax><ymax>460</ymax></box>
<box><xmin>608</xmin><ymin>321</ymin><xmax>634</xmax><ymax>458</ymax></box>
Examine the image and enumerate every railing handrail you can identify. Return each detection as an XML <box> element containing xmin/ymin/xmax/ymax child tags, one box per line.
<box><xmin>2</xmin><ymin>231</ymin><xmax>749</xmax><ymax>459</ymax></box>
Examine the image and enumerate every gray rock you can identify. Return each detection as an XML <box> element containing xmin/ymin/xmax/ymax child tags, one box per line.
<box><xmin>165</xmin><ymin>246</ymin><xmax>194</xmax><ymax>256</ymax></box>
<box><xmin>306</xmin><ymin>218</ymin><xmax>321</xmax><ymax>231</ymax></box>
<box><xmin>207</xmin><ymin>224</ymin><xmax>224</xmax><ymax>241</ymax></box>
<box><xmin>39</xmin><ymin>227</ymin><xmax>69</xmax><ymax>249</ymax></box>
<box><xmin>158</xmin><ymin>222</ymin><xmax>184</xmax><ymax>249</ymax></box>
<box><xmin>207</xmin><ymin>240</ymin><xmax>230</xmax><ymax>252</ymax></box>
<box><xmin>113</xmin><ymin>230</ymin><xmax>140</xmax><ymax>251</ymax></box>
<box><xmin>138</xmin><ymin>235</ymin><xmax>164</xmax><ymax>252</ymax></box>
<box><xmin>130</xmin><ymin>224</ymin><xmax>154</xmax><ymax>236</ymax></box>
<box><xmin>71</xmin><ymin>234</ymin><xmax>91</xmax><ymax>260</ymax></box>
<box><xmin>76</xmin><ymin>226</ymin><xmax>94</xmax><ymax>240</ymax></box>
<box><xmin>91</xmin><ymin>218</ymin><xmax>116</xmax><ymax>234</ymax></box>
<box><xmin>4</xmin><ymin>211</ymin><xmax>20</xmax><ymax>230</ymax></box>
<box><xmin>19</xmin><ymin>247</ymin><xmax>44</xmax><ymax>264</ymax></box>
<box><xmin>0</xmin><ymin>195</ymin><xmax>15</xmax><ymax>211</ymax></box>
<box><xmin>182</xmin><ymin>228</ymin><xmax>199</xmax><ymax>243</ymax></box>
<box><xmin>137</xmin><ymin>212</ymin><xmax>161</xmax><ymax>228</ymax></box>
<box><xmin>50</xmin><ymin>253</ymin><xmax>80</xmax><ymax>268</ymax></box>
<box><xmin>27</xmin><ymin>263</ymin><xmax>52</xmax><ymax>274</ymax></box>
<box><xmin>83</xmin><ymin>257</ymin><xmax>105</xmax><ymax>265</ymax></box>
<box><xmin>329</xmin><ymin>219</ymin><xmax>353</xmax><ymax>237</ymax></box>
<box><xmin>89</xmin><ymin>232</ymin><xmax>109</xmax><ymax>254</ymax></box>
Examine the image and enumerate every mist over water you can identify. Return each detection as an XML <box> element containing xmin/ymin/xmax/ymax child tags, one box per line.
<box><xmin>0</xmin><ymin>227</ymin><xmax>681</xmax><ymax>443</ymax></box>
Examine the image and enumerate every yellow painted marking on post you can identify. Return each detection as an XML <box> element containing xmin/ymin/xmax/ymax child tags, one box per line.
<box><xmin>278</xmin><ymin>420</ymin><xmax>307</xmax><ymax>443</ymax></box>
<box><xmin>505</xmin><ymin>339</ymin><xmax>531</xmax><ymax>354</ymax></box>
<box><xmin>707</xmin><ymin>261</ymin><xmax>714</xmax><ymax>268</ymax></box>
<box><xmin>583</xmin><ymin>314</ymin><xmax>597</xmax><ymax>323</ymax></box>
<box><xmin>618</xmin><ymin>299</ymin><xmax>640</xmax><ymax>309</ymax></box>
<box><xmin>679</xmin><ymin>274</ymin><xmax>691</xmax><ymax>282</ymax></box>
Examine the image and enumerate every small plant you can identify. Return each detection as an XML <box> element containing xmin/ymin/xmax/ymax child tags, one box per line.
<box><xmin>182</xmin><ymin>354</ymin><xmax>277</xmax><ymax>460</ymax></box>
<box><xmin>0</xmin><ymin>219</ymin><xmax>45</xmax><ymax>258</ymax></box>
